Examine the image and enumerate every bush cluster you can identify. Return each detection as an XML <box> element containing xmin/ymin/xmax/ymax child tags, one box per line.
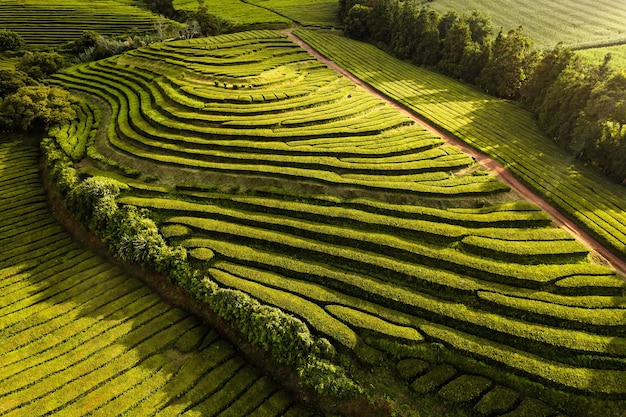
<box><xmin>41</xmin><ymin>137</ymin><xmax>361</xmax><ymax>399</ymax></box>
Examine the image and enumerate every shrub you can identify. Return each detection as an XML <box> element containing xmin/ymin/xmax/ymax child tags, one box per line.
<box><xmin>0</xmin><ymin>29</ymin><xmax>24</xmax><ymax>51</ymax></box>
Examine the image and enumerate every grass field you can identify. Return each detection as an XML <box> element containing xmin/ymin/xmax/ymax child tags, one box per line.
<box><xmin>0</xmin><ymin>137</ymin><xmax>317</xmax><ymax>416</ymax></box>
<box><xmin>47</xmin><ymin>30</ymin><xmax>626</xmax><ymax>417</ymax></box>
<box><xmin>246</xmin><ymin>0</ymin><xmax>341</xmax><ymax>27</ymax></box>
<box><xmin>426</xmin><ymin>0</ymin><xmax>626</xmax><ymax>49</ymax></box>
<box><xmin>295</xmin><ymin>28</ymin><xmax>626</xmax><ymax>265</ymax></box>
<box><xmin>0</xmin><ymin>0</ymin><xmax>161</xmax><ymax>47</ymax></box>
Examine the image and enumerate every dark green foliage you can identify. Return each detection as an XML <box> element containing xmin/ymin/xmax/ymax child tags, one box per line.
<box><xmin>16</xmin><ymin>51</ymin><xmax>65</xmax><ymax>80</ymax></box>
<box><xmin>196</xmin><ymin>5</ymin><xmax>229</xmax><ymax>36</ymax></box>
<box><xmin>397</xmin><ymin>358</ymin><xmax>430</xmax><ymax>380</ymax></box>
<box><xmin>410</xmin><ymin>364</ymin><xmax>457</xmax><ymax>394</ymax></box>
<box><xmin>145</xmin><ymin>0</ymin><xmax>176</xmax><ymax>19</ymax></box>
<box><xmin>0</xmin><ymin>28</ymin><xmax>24</xmax><ymax>51</ymax></box>
<box><xmin>478</xmin><ymin>27</ymin><xmax>536</xmax><ymax>99</ymax></box>
<box><xmin>0</xmin><ymin>69</ymin><xmax>37</xmax><ymax>97</ymax></box>
<box><xmin>344</xmin><ymin>4</ymin><xmax>371</xmax><ymax>40</ymax></box>
<box><xmin>437</xmin><ymin>374</ymin><xmax>492</xmax><ymax>404</ymax></box>
<box><xmin>474</xmin><ymin>385</ymin><xmax>519</xmax><ymax>415</ymax></box>
<box><xmin>500</xmin><ymin>397</ymin><xmax>554</xmax><ymax>417</ymax></box>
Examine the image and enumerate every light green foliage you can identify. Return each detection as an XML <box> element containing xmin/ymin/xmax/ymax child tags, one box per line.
<box><xmin>0</xmin><ymin>85</ymin><xmax>78</xmax><ymax>131</ymax></box>
<box><xmin>578</xmin><ymin>45</ymin><xmax>626</xmax><ymax>70</ymax></box>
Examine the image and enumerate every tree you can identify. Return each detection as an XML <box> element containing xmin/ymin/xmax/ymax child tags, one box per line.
<box><xmin>368</xmin><ymin>0</ymin><xmax>396</xmax><ymax>44</ymax></box>
<box><xmin>0</xmin><ymin>69</ymin><xmax>37</xmax><ymax>98</ymax></box>
<box><xmin>16</xmin><ymin>51</ymin><xmax>65</xmax><ymax>80</ymax></box>
<box><xmin>0</xmin><ymin>85</ymin><xmax>78</xmax><ymax>131</ymax></box>
<box><xmin>196</xmin><ymin>5</ymin><xmax>227</xmax><ymax>36</ymax></box>
<box><xmin>521</xmin><ymin>43</ymin><xmax>575</xmax><ymax>112</ymax></box>
<box><xmin>412</xmin><ymin>8</ymin><xmax>442</xmax><ymax>67</ymax></box>
<box><xmin>391</xmin><ymin>0</ymin><xmax>419</xmax><ymax>60</ymax></box>
<box><xmin>145</xmin><ymin>0</ymin><xmax>176</xmax><ymax>19</ymax></box>
<box><xmin>0</xmin><ymin>29</ymin><xmax>24</xmax><ymax>52</ymax></box>
<box><xmin>344</xmin><ymin>4</ymin><xmax>372</xmax><ymax>40</ymax></box>
<box><xmin>478</xmin><ymin>26</ymin><xmax>535</xmax><ymax>99</ymax></box>
<box><xmin>438</xmin><ymin>18</ymin><xmax>472</xmax><ymax>79</ymax></box>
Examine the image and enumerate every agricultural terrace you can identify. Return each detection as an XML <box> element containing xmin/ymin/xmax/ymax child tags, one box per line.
<box><xmin>425</xmin><ymin>0</ymin><xmax>626</xmax><ymax>49</ymax></box>
<box><xmin>48</xmin><ymin>30</ymin><xmax>626</xmax><ymax>416</ymax></box>
<box><xmin>294</xmin><ymin>29</ymin><xmax>626</xmax><ymax>264</ymax></box>
<box><xmin>0</xmin><ymin>138</ymin><xmax>316</xmax><ymax>416</ymax></box>
<box><xmin>0</xmin><ymin>0</ymin><xmax>160</xmax><ymax>47</ymax></box>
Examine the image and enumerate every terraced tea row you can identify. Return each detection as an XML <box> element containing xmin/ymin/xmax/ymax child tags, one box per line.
<box><xmin>0</xmin><ymin>138</ymin><xmax>317</xmax><ymax>416</ymax></box>
<box><xmin>50</xmin><ymin>30</ymin><xmax>507</xmax><ymax>197</ymax></box>
<box><xmin>0</xmin><ymin>0</ymin><xmax>160</xmax><ymax>47</ymax></box>
<box><xmin>293</xmin><ymin>29</ymin><xmax>626</xmax><ymax>262</ymax></box>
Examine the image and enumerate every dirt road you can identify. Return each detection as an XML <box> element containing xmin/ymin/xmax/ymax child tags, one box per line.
<box><xmin>284</xmin><ymin>30</ymin><xmax>626</xmax><ymax>276</ymax></box>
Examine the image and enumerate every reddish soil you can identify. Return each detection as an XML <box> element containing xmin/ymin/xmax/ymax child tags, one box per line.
<box><xmin>284</xmin><ymin>30</ymin><xmax>626</xmax><ymax>277</ymax></box>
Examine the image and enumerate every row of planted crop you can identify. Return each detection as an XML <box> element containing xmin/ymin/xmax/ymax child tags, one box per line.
<box><xmin>293</xmin><ymin>29</ymin><xmax>626</xmax><ymax>260</ymax></box>
<box><xmin>116</xmin><ymin>194</ymin><xmax>626</xmax><ymax>333</ymax></box>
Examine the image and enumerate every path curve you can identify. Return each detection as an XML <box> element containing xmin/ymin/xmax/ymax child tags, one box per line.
<box><xmin>284</xmin><ymin>30</ymin><xmax>626</xmax><ymax>276</ymax></box>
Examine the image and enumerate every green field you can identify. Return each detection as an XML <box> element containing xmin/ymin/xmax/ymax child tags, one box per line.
<box><xmin>246</xmin><ymin>0</ymin><xmax>341</xmax><ymax>27</ymax></box>
<box><xmin>0</xmin><ymin>0</ymin><xmax>163</xmax><ymax>47</ymax></box>
<box><xmin>0</xmin><ymin>136</ymin><xmax>318</xmax><ymax>416</ymax></box>
<box><xmin>425</xmin><ymin>0</ymin><xmax>626</xmax><ymax>49</ymax></box>
<box><xmin>295</xmin><ymin>28</ymin><xmax>626</xmax><ymax>265</ymax></box>
<box><xmin>46</xmin><ymin>30</ymin><xmax>626</xmax><ymax>416</ymax></box>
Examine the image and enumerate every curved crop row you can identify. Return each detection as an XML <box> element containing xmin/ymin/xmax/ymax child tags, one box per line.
<box><xmin>49</xmin><ymin>31</ymin><xmax>508</xmax><ymax>197</ymax></box>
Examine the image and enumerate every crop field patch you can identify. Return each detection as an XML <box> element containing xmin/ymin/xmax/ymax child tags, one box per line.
<box><xmin>0</xmin><ymin>138</ymin><xmax>315</xmax><ymax>416</ymax></box>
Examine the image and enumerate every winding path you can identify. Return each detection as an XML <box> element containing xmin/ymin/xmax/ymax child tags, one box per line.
<box><xmin>284</xmin><ymin>30</ymin><xmax>626</xmax><ymax>277</ymax></box>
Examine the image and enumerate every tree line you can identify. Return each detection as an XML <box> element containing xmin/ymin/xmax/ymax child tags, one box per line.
<box><xmin>340</xmin><ymin>0</ymin><xmax>626</xmax><ymax>185</ymax></box>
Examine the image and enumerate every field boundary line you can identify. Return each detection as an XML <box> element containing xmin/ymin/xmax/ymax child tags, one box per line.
<box><xmin>283</xmin><ymin>29</ymin><xmax>626</xmax><ymax>277</ymax></box>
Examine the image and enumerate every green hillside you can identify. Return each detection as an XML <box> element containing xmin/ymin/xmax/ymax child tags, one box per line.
<box><xmin>45</xmin><ymin>30</ymin><xmax>626</xmax><ymax>416</ymax></box>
